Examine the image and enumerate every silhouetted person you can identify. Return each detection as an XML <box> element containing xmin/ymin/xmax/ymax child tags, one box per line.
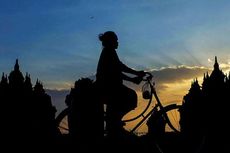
<box><xmin>96</xmin><ymin>31</ymin><xmax>146</xmax><ymax>139</ymax></box>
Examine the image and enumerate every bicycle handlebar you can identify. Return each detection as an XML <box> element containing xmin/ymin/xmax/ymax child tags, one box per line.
<box><xmin>142</xmin><ymin>72</ymin><xmax>153</xmax><ymax>81</ymax></box>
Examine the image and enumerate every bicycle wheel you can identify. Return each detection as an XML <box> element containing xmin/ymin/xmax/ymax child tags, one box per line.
<box><xmin>56</xmin><ymin>108</ymin><xmax>69</xmax><ymax>135</ymax></box>
<box><xmin>146</xmin><ymin>104</ymin><xmax>181</xmax><ymax>135</ymax></box>
<box><xmin>148</xmin><ymin>104</ymin><xmax>205</xmax><ymax>153</ymax></box>
<box><xmin>161</xmin><ymin>104</ymin><xmax>181</xmax><ymax>132</ymax></box>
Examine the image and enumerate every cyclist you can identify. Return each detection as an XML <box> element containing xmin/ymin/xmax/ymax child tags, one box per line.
<box><xmin>96</xmin><ymin>31</ymin><xmax>146</xmax><ymax>137</ymax></box>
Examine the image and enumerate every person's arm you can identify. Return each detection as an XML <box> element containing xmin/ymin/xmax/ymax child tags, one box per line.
<box><xmin>114</xmin><ymin>50</ymin><xmax>146</xmax><ymax>77</ymax></box>
<box><xmin>122</xmin><ymin>73</ymin><xmax>143</xmax><ymax>84</ymax></box>
<box><xmin>119</xmin><ymin>61</ymin><xmax>146</xmax><ymax>77</ymax></box>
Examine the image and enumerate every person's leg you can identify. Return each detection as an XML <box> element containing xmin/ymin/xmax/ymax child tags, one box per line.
<box><xmin>106</xmin><ymin>104</ymin><xmax>123</xmax><ymax>135</ymax></box>
<box><xmin>106</xmin><ymin>86</ymin><xmax>125</xmax><ymax>138</ymax></box>
<box><xmin>106</xmin><ymin>85</ymin><xmax>138</xmax><ymax>137</ymax></box>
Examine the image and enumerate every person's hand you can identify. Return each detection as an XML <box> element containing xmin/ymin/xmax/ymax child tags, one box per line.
<box><xmin>138</xmin><ymin>70</ymin><xmax>146</xmax><ymax>78</ymax></box>
<box><xmin>132</xmin><ymin>76</ymin><xmax>143</xmax><ymax>84</ymax></box>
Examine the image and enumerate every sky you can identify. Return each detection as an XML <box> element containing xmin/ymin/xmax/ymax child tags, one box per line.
<box><xmin>1</xmin><ymin>0</ymin><xmax>230</xmax><ymax>133</ymax></box>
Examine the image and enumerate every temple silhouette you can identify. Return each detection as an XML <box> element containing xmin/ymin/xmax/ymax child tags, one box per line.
<box><xmin>180</xmin><ymin>56</ymin><xmax>230</xmax><ymax>153</ymax></box>
<box><xmin>0</xmin><ymin>59</ymin><xmax>59</xmax><ymax>149</ymax></box>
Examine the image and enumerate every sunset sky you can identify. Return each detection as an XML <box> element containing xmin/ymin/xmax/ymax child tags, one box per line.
<box><xmin>1</xmin><ymin>0</ymin><xmax>230</xmax><ymax>132</ymax></box>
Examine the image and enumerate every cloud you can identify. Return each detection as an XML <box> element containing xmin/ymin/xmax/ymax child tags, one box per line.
<box><xmin>125</xmin><ymin>65</ymin><xmax>212</xmax><ymax>91</ymax></box>
<box><xmin>208</xmin><ymin>58</ymin><xmax>213</xmax><ymax>63</ymax></box>
<box><xmin>151</xmin><ymin>65</ymin><xmax>211</xmax><ymax>84</ymax></box>
<box><xmin>219</xmin><ymin>62</ymin><xmax>230</xmax><ymax>73</ymax></box>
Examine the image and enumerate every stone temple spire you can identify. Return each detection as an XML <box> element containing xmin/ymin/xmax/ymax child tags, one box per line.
<box><xmin>210</xmin><ymin>56</ymin><xmax>225</xmax><ymax>82</ymax></box>
<box><xmin>214</xmin><ymin>56</ymin><xmax>219</xmax><ymax>71</ymax></box>
<box><xmin>14</xmin><ymin>59</ymin><xmax>20</xmax><ymax>71</ymax></box>
<box><xmin>8</xmin><ymin>59</ymin><xmax>24</xmax><ymax>87</ymax></box>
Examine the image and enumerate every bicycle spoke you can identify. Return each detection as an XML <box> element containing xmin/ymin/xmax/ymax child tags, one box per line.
<box><xmin>59</xmin><ymin>126</ymin><xmax>69</xmax><ymax>131</ymax></box>
<box><xmin>168</xmin><ymin>109</ymin><xmax>180</xmax><ymax>131</ymax></box>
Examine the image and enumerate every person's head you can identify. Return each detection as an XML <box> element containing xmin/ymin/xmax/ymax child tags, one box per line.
<box><xmin>99</xmin><ymin>31</ymin><xmax>118</xmax><ymax>49</ymax></box>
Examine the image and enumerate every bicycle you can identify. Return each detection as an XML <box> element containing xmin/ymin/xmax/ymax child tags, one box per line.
<box><xmin>55</xmin><ymin>73</ymin><xmax>204</xmax><ymax>153</ymax></box>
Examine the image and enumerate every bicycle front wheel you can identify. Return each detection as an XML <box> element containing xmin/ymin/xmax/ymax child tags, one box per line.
<box><xmin>56</xmin><ymin>108</ymin><xmax>69</xmax><ymax>135</ymax></box>
<box><xmin>147</xmin><ymin>104</ymin><xmax>205</xmax><ymax>153</ymax></box>
<box><xmin>162</xmin><ymin>104</ymin><xmax>181</xmax><ymax>132</ymax></box>
<box><xmin>146</xmin><ymin>104</ymin><xmax>181</xmax><ymax>135</ymax></box>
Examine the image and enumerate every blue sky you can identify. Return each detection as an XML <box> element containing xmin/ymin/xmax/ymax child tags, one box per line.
<box><xmin>1</xmin><ymin>0</ymin><xmax>230</xmax><ymax>89</ymax></box>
